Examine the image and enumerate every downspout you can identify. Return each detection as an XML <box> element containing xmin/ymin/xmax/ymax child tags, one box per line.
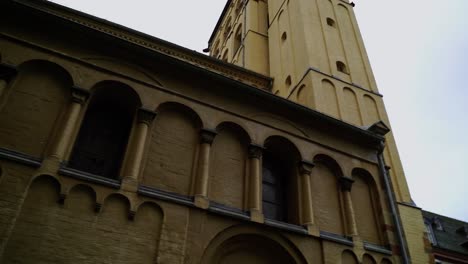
<box><xmin>377</xmin><ymin>141</ymin><xmax>411</xmax><ymax>264</ymax></box>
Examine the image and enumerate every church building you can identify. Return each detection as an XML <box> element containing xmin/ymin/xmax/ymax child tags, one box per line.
<box><xmin>0</xmin><ymin>0</ymin><xmax>432</xmax><ymax>263</ymax></box>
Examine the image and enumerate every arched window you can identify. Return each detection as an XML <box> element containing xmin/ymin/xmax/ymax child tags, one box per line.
<box><xmin>337</xmin><ymin>61</ymin><xmax>349</xmax><ymax>74</ymax></box>
<box><xmin>233</xmin><ymin>25</ymin><xmax>242</xmax><ymax>55</ymax></box>
<box><xmin>69</xmin><ymin>81</ymin><xmax>141</xmax><ymax>179</ymax></box>
<box><xmin>222</xmin><ymin>49</ymin><xmax>229</xmax><ymax>62</ymax></box>
<box><xmin>262</xmin><ymin>136</ymin><xmax>301</xmax><ymax>224</ymax></box>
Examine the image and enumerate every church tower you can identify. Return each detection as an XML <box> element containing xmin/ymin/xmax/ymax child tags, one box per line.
<box><xmin>208</xmin><ymin>0</ymin><xmax>429</xmax><ymax>262</ymax></box>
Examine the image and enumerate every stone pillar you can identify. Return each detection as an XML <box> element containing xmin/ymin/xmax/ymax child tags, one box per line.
<box><xmin>50</xmin><ymin>87</ymin><xmax>89</xmax><ymax>161</ymax></box>
<box><xmin>0</xmin><ymin>64</ymin><xmax>17</xmax><ymax>99</ymax></box>
<box><xmin>0</xmin><ymin>79</ymin><xmax>7</xmax><ymax>98</ymax></box>
<box><xmin>194</xmin><ymin>129</ymin><xmax>217</xmax><ymax>209</ymax></box>
<box><xmin>299</xmin><ymin>160</ymin><xmax>319</xmax><ymax>235</ymax></box>
<box><xmin>248</xmin><ymin>144</ymin><xmax>264</xmax><ymax>223</ymax></box>
<box><xmin>121</xmin><ymin>108</ymin><xmax>157</xmax><ymax>190</ymax></box>
<box><xmin>340</xmin><ymin>176</ymin><xmax>358</xmax><ymax>236</ymax></box>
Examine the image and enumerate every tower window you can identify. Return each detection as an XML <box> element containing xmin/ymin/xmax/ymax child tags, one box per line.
<box><xmin>285</xmin><ymin>75</ymin><xmax>292</xmax><ymax>87</ymax></box>
<box><xmin>336</xmin><ymin>61</ymin><xmax>349</xmax><ymax>74</ymax></box>
<box><xmin>281</xmin><ymin>32</ymin><xmax>287</xmax><ymax>41</ymax></box>
<box><xmin>234</xmin><ymin>25</ymin><xmax>242</xmax><ymax>55</ymax></box>
<box><xmin>327</xmin><ymin>18</ymin><xmax>336</xmax><ymax>27</ymax></box>
<box><xmin>222</xmin><ymin>50</ymin><xmax>229</xmax><ymax>62</ymax></box>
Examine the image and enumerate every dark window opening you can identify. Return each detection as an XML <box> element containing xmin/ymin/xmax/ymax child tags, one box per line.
<box><xmin>327</xmin><ymin>17</ymin><xmax>336</xmax><ymax>27</ymax></box>
<box><xmin>69</xmin><ymin>83</ymin><xmax>140</xmax><ymax>179</ymax></box>
<box><xmin>337</xmin><ymin>61</ymin><xmax>349</xmax><ymax>74</ymax></box>
<box><xmin>262</xmin><ymin>153</ymin><xmax>288</xmax><ymax>222</ymax></box>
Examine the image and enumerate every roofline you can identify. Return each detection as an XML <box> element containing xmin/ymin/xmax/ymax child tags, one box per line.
<box><xmin>208</xmin><ymin>0</ymin><xmax>232</xmax><ymax>47</ymax></box>
<box><xmin>6</xmin><ymin>0</ymin><xmax>384</xmax><ymax>146</ymax></box>
<box><xmin>11</xmin><ymin>0</ymin><xmax>270</xmax><ymax>86</ymax></box>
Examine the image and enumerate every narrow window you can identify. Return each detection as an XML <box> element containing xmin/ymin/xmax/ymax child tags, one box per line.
<box><xmin>262</xmin><ymin>153</ymin><xmax>287</xmax><ymax>221</ymax></box>
<box><xmin>327</xmin><ymin>17</ymin><xmax>336</xmax><ymax>27</ymax></box>
<box><xmin>222</xmin><ymin>50</ymin><xmax>229</xmax><ymax>62</ymax></box>
<box><xmin>233</xmin><ymin>25</ymin><xmax>242</xmax><ymax>55</ymax></box>
<box><xmin>281</xmin><ymin>32</ymin><xmax>287</xmax><ymax>41</ymax></box>
<box><xmin>69</xmin><ymin>82</ymin><xmax>140</xmax><ymax>179</ymax></box>
<box><xmin>337</xmin><ymin>61</ymin><xmax>349</xmax><ymax>74</ymax></box>
<box><xmin>285</xmin><ymin>75</ymin><xmax>292</xmax><ymax>86</ymax></box>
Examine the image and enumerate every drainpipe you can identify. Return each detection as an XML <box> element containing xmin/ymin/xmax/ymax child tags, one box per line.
<box><xmin>377</xmin><ymin>141</ymin><xmax>411</xmax><ymax>264</ymax></box>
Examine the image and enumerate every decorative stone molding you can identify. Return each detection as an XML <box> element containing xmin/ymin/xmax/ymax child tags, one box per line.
<box><xmin>71</xmin><ymin>86</ymin><xmax>90</xmax><ymax>105</ymax></box>
<box><xmin>137</xmin><ymin>108</ymin><xmax>157</xmax><ymax>125</ymax></box>
<box><xmin>200</xmin><ymin>129</ymin><xmax>217</xmax><ymax>145</ymax></box>
<box><xmin>248</xmin><ymin>144</ymin><xmax>264</xmax><ymax>159</ymax></box>
<box><xmin>299</xmin><ymin>160</ymin><xmax>315</xmax><ymax>175</ymax></box>
<box><xmin>16</xmin><ymin>0</ymin><xmax>272</xmax><ymax>90</ymax></box>
<box><xmin>339</xmin><ymin>177</ymin><xmax>355</xmax><ymax>192</ymax></box>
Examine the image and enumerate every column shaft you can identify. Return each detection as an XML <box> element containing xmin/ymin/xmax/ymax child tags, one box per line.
<box><xmin>340</xmin><ymin>177</ymin><xmax>358</xmax><ymax>236</ymax></box>
<box><xmin>0</xmin><ymin>79</ymin><xmax>7</xmax><ymax>98</ymax></box>
<box><xmin>194</xmin><ymin>129</ymin><xmax>217</xmax><ymax>209</ymax></box>
<box><xmin>50</xmin><ymin>87</ymin><xmax>89</xmax><ymax>161</ymax></box>
<box><xmin>122</xmin><ymin>108</ymin><xmax>156</xmax><ymax>187</ymax></box>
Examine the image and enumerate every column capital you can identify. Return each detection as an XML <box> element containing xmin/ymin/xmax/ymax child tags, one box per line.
<box><xmin>200</xmin><ymin>129</ymin><xmax>217</xmax><ymax>144</ymax></box>
<box><xmin>248</xmin><ymin>143</ymin><xmax>265</xmax><ymax>159</ymax></box>
<box><xmin>299</xmin><ymin>160</ymin><xmax>315</xmax><ymax>175</ymax></box>
<box><xmin>339</xmin><ymin>177</ymin><xmax>355</xmax><ymax>192</ymax></box>
<box><xmin>137</xmin><ymin>108</ymin><xmax>157</xmax><ymax>125</ymax></box>
<box><xmin>0</xmin><ymin>63</ymin><xmax>18</xmax><ymax>81</ymax></box>
<box><xmin>71</xmin><ymin>86</ymin><xmax>90</xmax><ymax>105</ymax></box>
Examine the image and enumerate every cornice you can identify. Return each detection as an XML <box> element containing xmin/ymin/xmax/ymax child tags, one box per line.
<box><xmin>11</xmin><ymin>0</ymin><xmax>272</xmax><ymax>90</ymax></box>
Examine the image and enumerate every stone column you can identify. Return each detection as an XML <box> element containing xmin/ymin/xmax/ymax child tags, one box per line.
<box><xmin>299</xmin><ymin>160</ymin><xmax>319</xmax><ymax>235</ymax></box>
<box><xmin>121</xmin><ymin>108</ymin><xmax>157</xmax><ymax>190</ymax></box>
<box><xmin>50</xmin><ymin>87</ymin><xmax>89</xmax><ymax>161</ymax></box>
<box><xmin>0</xmin><ymin>79</ymin><xmax>7</xmax><ymax>98</ymax></box>
<box><xmin>248</xmin><ymin>144</ymin><xmax>264</xmax><ymax>223</ymax></box>
<box><xmin>0</xmin><ymin>64</ymin><xmax>17</xmax><ymax>98</ymax></box>
<box><xmin>340</xmin><ymin>176</ymin><xmax>358</xmax><ymax>236</ymax></box>
<box><xmin>194</xmin><ymin>129</ymin><xmax>217</xmax><ymax>209</ymax></box>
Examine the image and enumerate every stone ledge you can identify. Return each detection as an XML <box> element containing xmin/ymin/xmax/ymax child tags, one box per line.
<box><xmin>364</xmin><ymin>242</ymin><xmax>393</xmax><ymax>255</ymax></box>
<box><xmin>0</xmin><ymin>147</ymin><xmax>42</xmax><ymax>168</ymax></box>
<box><xmin>59</xmin><ymin>166</ymin><xmax>121</xmax><ymax>189</ymax></box>
<box><xmin>208</xmin><ymin>202</ymin><xmax>250</xmax><ymax>221</ymax></box>
<box><xmin>138</xmin><ymin>185</ymin><xmax>194</xmax><ymax>207</ymax></box>
<box><xmin>320</xmin><ymin>231</ymin><xmax>354</xmax><ymax>246</ymax></box>
<box><xmin>264</xmin><ymin>219</ymin><xmax>308</xmax><ymax>235</ymax></box>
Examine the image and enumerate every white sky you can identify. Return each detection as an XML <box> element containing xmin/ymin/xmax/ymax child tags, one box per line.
<box><xmin>49</xmin><ymin>0</ymin><xmax>468</xmax><ymax>221</ymax></box>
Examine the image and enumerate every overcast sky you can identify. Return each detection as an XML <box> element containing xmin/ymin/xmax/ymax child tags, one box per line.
<box><xmin>49</xmin><ymin>0</ymin><xmax>468</xmax><ymax>221</ymax></box>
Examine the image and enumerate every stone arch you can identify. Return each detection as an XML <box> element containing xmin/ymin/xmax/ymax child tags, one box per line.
<box><xmin>69</xmin><ymin>81</ymin><xmax>141</xmax><ymax>179</ymax></box>
<box><xmin>363</xmin><ymin>95</ymin><xmax>380</xmax><ymax>124</ymax></box>
<box><xmin>142</xmin><ymin>102</ymin><xmax>202</xmax><ymax>196</ymax></box>
<box><xmin>381</xmin><ymin>258</ymin><xmax>393</xmax><ymax>264</ymax></box>
<box><xmin>2</xmin><ymin>175</ymin><xmax>62</xmax><ymax>263</ymax></box>
<box><xmin>0</xmin><ymin>60</ymin><xmax>72</xmax><ymax>157</ymax></box>
<box><xmin>209</xmin><ymin>122</ymin><xmax>250</xmax><ymax>210</ymax></box>
<box><xmin>297</xmin><ymin>84</ymin><xmax>307</xmax><ymax>105</ymax></box>
<box><xmin>263</xmin><ymin>136</ymin><xmax>302</xmax><ymax>224</ymax></box>
<box><xmin>318</xmin><ymin>79</ymin><xmax>340</xmax><ymax>118</ymax></box>
<box><xmin>201</xmin><ymin>225</ymin><xmax>307</xmax><ymax>264</ymax></box>
<box><xmin>342</xmin><ymin>87</ymin><xmax>362</xmax><ymax>125</ymax></box>
<box><xmin>312</xmin><ymin>154</ymin><xmax>345</xmax><ymax>235</ymax></box>
<box><xmin>133</xmin><ymin>202</ymin><xmax>164</xmax><ymax>263</ymax></box>
<box><xmin>362</xmin><ymin>254</ymin><xmax>377</xmax><ymax>264</ymax></box>
<box><xmin>65</xmin><ymin>184</ymin><xmax>96</xmax><ymax>214</ymax></box>
<box><xmin>351</xmin><ymin>168</ymin><xmax>383</xmax><ymax>245</ymax></box>
<box><xmin>234</xmin><ymin>23</ymin><xmax>243</xmax><ymax>56</ymax></box>
<box><xmin>341</xmin><ymin>250</ymin><xmax>358</xmax><ymax>264</ymax></box>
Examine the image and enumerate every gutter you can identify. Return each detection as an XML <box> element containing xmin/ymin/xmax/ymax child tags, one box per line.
<box><xmin>377</xmin><ymin>142</ymin><xmax>411</xmax><ymax>264</ymax></box>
